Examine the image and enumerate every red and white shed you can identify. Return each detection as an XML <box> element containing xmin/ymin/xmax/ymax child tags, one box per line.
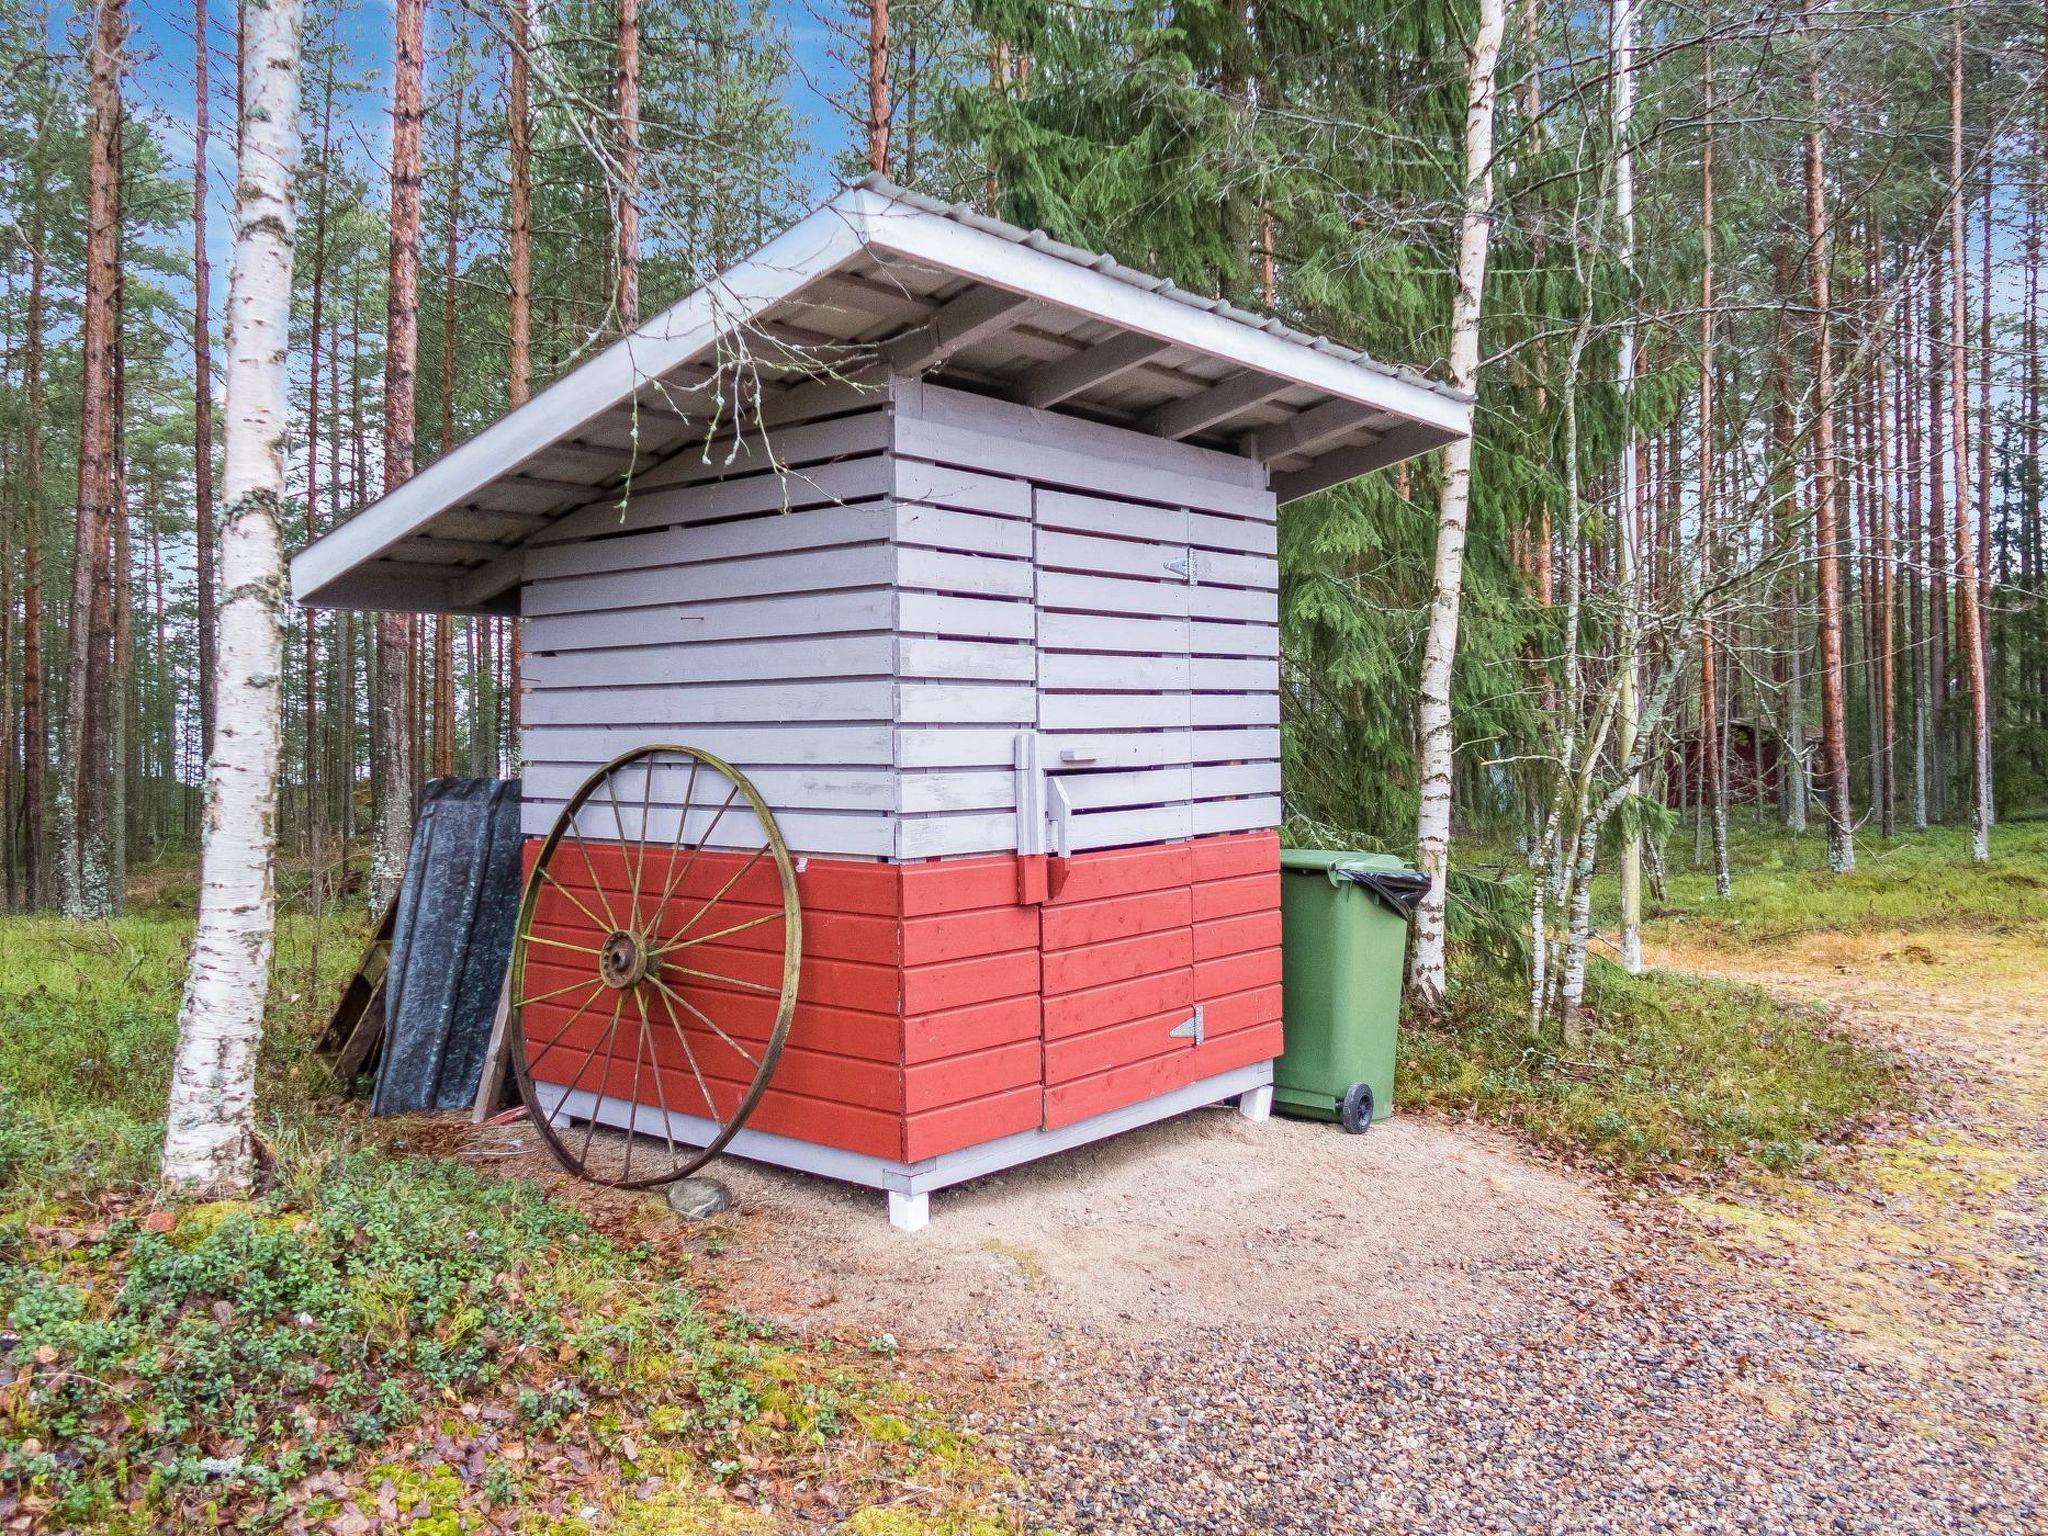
<box><xmin>292</xmin><ymin>176</ymin><xmax>1470</xmax><ymax>1229</ymax></box>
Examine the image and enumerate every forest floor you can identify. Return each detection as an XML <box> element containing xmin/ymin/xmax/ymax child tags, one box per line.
<box><xmin>2</xmin><ymin>824</ymin><xmax>2043</xmax><ymax>1533</ymax></box>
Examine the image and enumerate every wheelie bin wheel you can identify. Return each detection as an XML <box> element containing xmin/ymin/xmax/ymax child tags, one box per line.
<box><xmin>1340</xmin><ymin>1081</ymin><xmax>1375</xmax><ymax>1134</ymax></box>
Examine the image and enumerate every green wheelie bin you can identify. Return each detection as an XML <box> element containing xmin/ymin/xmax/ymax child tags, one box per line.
<box><xmin>1273</xmin><ymin>850</ymin><xmax>1429</xmax><ymax>1132</ymax></box>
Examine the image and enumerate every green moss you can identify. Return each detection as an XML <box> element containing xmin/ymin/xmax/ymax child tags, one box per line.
<box><xmin>353</xmin><ymin>1461</ymin><xmax>471</xmax><ymax>1536</ymax></box>
<box><xmin>1403</xmin><ymin>962</ymin><xmax>1903</xmax><ymax>1180</ymax></box>
<box><xmin>1615</xmin><ymin>817</ymin><xmax>2048</xmax><ymax>948</ymax></box>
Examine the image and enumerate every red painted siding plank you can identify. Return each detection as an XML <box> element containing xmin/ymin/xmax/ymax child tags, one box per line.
<box><xmin>902</xmin><ymin>904</ymin><xmax>1040</xmax><ymax>965</ymax></box>
<box><xmin>1044</xmin><ymin>1007</ymin><xmax>1189</xmax><ymax>1085</ymax></box>
<box><xmin>1193</xmin><ymin>948</ymin><xmax>1282</xmax><ymax>1002</ymax></box>
<box><xmin>1040</xmin><ymin>967</ymin><xmax>1192</xmax><ymax>1041</ymax></box>
<box><xmin>900</xmin><ymin>949</ymin><xmax>1040</xmax><ymax>1014</ymax></box>
<box><xmin>1193</xmin><ymin>910</ymin><xmax>1283</xmax><ymax>961</ymax></box>
<box><xmin>903</xmin><ymin>1083</ymin><xmax>1042</xmax><ymax>1161</ymax></box>
<box><xmin>904</xmin><ymin>1038</ymin><xmax>1042</xmax><ymax>1113</ymax></box>
<box><xmin>1039</xmin><ymin>886</ymin><xmax>1190</xmax><ymax>950</ymax></box>
<box><xmin>1041</xmin><ymin>927</ymin><xmax>1192</xmax><ymax>996</ymax></box>
<box><xmin>903</xmin><ymin>994</ymin><xmax>1041</xmax><ymax>1064</ymax></box>
<box><xmin>1190</xmin><ymin>830</ymin><xmax>1279</xmax><ymax>882</ymax></box>
<box><xmin>1045</xmin><ymin>842</ymin><xmax>1191</xmax><ymax>904</ymax></box>
<box><xmin>901</xmin><ymin>854</ymin><xmax>1020</xmax><ymax>916</ymax></box>
<box><xmin>1191</xmin><ymin>870</ymin><xmax>1279</xmax><ymax>922</ymax></box>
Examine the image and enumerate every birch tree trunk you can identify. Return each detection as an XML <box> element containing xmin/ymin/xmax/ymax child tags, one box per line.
<box><xmin>1406</xmin><ymin>0</ymin><xmax>1505</xmax><ymax>1009</ymax></box>
<box><xmin>1699</xmin><ymin>42</ymin><xmax>1730</xmax><ymax>896</ymax></box>
<box><xmin>194</xmin><ymin>0</ymin><xmax>218</xmax><ymax>767</ymax></box>
<box><xmin>372</xmin><ymin>0</ymin><xmax>424</xmax><ymax>912</ymax></box>
<box><xmin>1611</xmin><ymin>0</ymin><xmax>1643</xmax><ymax>972</ymax></box>
<box><xmin>161</xmin><ymin>0</ymin><xmax>303</xmax><ymax>1196</ymax></box>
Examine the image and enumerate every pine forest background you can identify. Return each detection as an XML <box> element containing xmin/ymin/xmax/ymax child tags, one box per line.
<box><xmin>0</xmin><ymin>0</ymin><xmax>2043</xmax><ymax>952</ymax></box>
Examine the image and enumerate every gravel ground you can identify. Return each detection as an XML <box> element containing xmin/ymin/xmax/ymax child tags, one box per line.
<box><xmin>714</xmin><ymin>1106</ymin><xmax>1609</xmax><ymax>1351</ymax></box>
<box><xmin>973</xmin><ymin>934</ymin><xmax>2048</xmax><ymax>1534</ymax></box>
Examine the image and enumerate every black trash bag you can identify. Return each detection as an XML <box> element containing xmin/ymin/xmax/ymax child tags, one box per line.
<box><xmin>372</xmin><ymin>777</ymin><xmax>524</xmax><ymax>1115</ymax></box>
<box><xmin>1332</xmin><ymin>864</ymin><xmax>1432</xmax><ymax>919</ymax></box>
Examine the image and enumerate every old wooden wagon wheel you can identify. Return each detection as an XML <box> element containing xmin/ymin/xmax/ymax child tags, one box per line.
<box><xmin>507</xmin><ymin>745</ymin><xmax>802</xmax><ymax>1188</ymax></box>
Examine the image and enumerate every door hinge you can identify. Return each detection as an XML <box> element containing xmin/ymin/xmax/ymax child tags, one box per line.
<box><xmin>1168</xmin><ymin>1005</ymin><xmax>1205</xmax><ymax>1045</ymax></box>
<box><xmin>1164</xmin><ymin>552</ymin><xmax>1200</xmax><ymax>583</ymax></box>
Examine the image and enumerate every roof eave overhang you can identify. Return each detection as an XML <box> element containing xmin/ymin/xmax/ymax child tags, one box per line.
<box><xmin>290</xmin><ymin>184</ymin><xmax>1473</xmax><ymax>614</ymax></box>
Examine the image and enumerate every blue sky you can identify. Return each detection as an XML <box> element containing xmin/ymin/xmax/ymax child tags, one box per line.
<box><xmin>120</xmin><ymin>0</ymin><xmax>851</xmax><ymax>286</ymax></box>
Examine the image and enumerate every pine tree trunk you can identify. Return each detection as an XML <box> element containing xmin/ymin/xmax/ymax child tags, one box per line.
<box><xmin>18</xmin><ymin>130</ymin><xmax>48</xmax><ymax>908</ymax></box>
<box><xmin>110</xmin><ymin>159</ymin><xmax>130</xmax><ymax>914</ymax></box>
<box><xmin>304</xmin><ymin>66</ymin><xmax>332</xmax><ymax>859</ymax></box>
<box><xmin>1904</xmin><ymin>272</ymin><xmax>1929</xmax><ymax>831</ymax></box>
<box><xmin>58</xmin><ymin>0</ymin><xmax>125</xmax><ymax>919</ymax></box>
<box><xmin>615</xmin><ymin>0</ymin><xmax>640</xmax><ymax>331</ymax></box>
<box><xmin>433</xmin><ymin>75</ymin><xmax>462</xmax><ymax>782</ymax></box>
<box><xmin>505</xmin><ymin>0</ymin><xmax>531</xmax><ymax>775</ymax></box>
<box><xmin>1872</xmin><ymin>229</ymin><xmax>1898</xmax><ymax>839</ymax></box>
<box><xmin>372</xmin><ymin>0</ymin><xmax>425</xmax><ymax>912</ymax></box>
<box><xmin>1803</xmin><ymin>8</ymin><xmax>1854</xmax><ymax>873</ymax></box>
<box><xmin>1949</xmin><ymin>20</ymin><xmax>1992</xmax><ymax>861</ymax></box>
<box><xmin>1406</xmin><ymin>0</ymin><xmax>1506</xmax><ymax>1009</ymax></box>
<box><xmin>161</xmin><ymin>0</ymin><xmax>303</xmax><ymax>1197</ymax></box>
<box><xmin>867</xmin><ymin>0</ymin><xmax>890</xmax><ymax>174</ymax></box>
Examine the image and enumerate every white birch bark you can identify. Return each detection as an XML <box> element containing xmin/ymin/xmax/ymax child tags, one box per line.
<box><xmin>160</xmin><ymin>0</ymin><xmax>304</xmax><ymax>1196</ymax></box>
<box><xmin>1407</xmin><ymin>0</ymin><xmax>1507</xmax><ymax>1009</ymax></box>
<box><xmin>1611</xmin><ymin>0</ymin><xmax>1643</xmax><ymax>973</ymax></box>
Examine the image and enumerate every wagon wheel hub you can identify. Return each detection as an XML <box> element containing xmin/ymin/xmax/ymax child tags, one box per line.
<box><xmin>598</xmin><ymin>928</ymin><xmax>655</xmax><ymax>991</ymax></box>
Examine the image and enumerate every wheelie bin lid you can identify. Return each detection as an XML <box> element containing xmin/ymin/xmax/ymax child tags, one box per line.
<box><xmin>1279</xmin><ymin>849</ymin><xmax>1431</xmax><ymax>917</ymax></box>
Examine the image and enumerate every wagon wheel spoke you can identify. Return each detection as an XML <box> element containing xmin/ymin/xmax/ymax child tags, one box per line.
<box><xmin>655</xmin><ymin>908</ymin><xmax>783</xmax><ymax>955</ymax></box>
<box><xmin>604</xmin><ymin>771</ymin><xmax>639</xmax><ymax>929</ymax></box>
<box><xmin>523</xmin><ymin>932</ymin><xmax>605</xmax><ymax>957</ymax></box>
<box><xmin>660</xmin><ymin>963</ymin><xmax>781</xmax><ymax>999</ymax></box>
<box><xmin>650</xmin><ymin>972</ymin><xmax>722</xmax><ymax>1122</ymax></box>
<box><xmin>542</xmin><ymin>990</ymin><xmax>627</xmax><ymax>1135</ymax></box>
<box><xmin>657</xmin><ymin>844</ymin><xmax>770</xmax><ymax>951</ymax></box>
<box><xmin>565</xmin><ymin>820</ymin><xmax>625</xmax><ymax>934</ymax></box>
<box><xmin>517</xmin><ymin>973</ymin><xmax>608</xmax><ymax>1010</ymax></box>
<box><xmin>575</xmin><ymin>992</ymin><xmax>633</xmax><ymax>1168</ymax></box>
<box><xmin>626</xmin><ymin>757</ymin><xmax>659</xmax><ymax>934</ymax></box>
<box><xmin>643</xmin><ymin>757</ymin><xmax>701</xmax><ymax>922</ymax></box>
<box><xmin>650</xmin><ymin>780</ymin><xmax>739</xmax><ymax>925</ymax></box>
<box><xmin>649</xmin><ymin>974</ymin><xmax>762</xmax><ymax>1069</ymax></box>
<box><xmin>627</xmin><ymin>987</ymin><xmax>683</xmax><ymax>1172</ymax></box>
<box><xmin>536</xmin><ymin>864</ymin><xmax>610</xmax><ymax>937</ymax></box>
<box><xmin>519</xmin><ymin>979</ymin><xmax>610</xmax><ymax>1077</ymax></box>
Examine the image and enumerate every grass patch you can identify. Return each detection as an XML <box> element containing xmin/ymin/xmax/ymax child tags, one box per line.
<box><xmin>1403</xmin><ymin>961</ymin><xmax>1904</xmax><ymax>1181</ymax></box>
<box><xmin>0</xmin><ymin>909</ymin><xmax>362</xmax><ymax>1199</ymax></box>
<box><xmin>1634</xmin><ymin>816</ymin><xmax>2048</xmax><ymax>949</ymax></box>
<box><xmin>0</xmin><ymin>891</ymin><xmax>1020</xmax><ymax>1534</ymax></box>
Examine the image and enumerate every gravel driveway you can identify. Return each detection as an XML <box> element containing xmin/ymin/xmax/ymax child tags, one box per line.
<box><xmin>973</xmin><ymin>932</ymin><xmax>2047</xmax><ymax>1534</ymax></box>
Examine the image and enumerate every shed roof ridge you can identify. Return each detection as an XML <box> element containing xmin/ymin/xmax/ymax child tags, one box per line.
<box><xmin>845</xmin><ymin>173</ymin><xmax>1469</xmax><ymax>407</ymax></box>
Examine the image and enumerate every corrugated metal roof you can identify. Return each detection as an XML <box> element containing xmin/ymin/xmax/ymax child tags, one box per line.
<box><xmin>851</xmin><ymin>174</ymin><xmax>1469</xmax><ymax>407</ymax></box>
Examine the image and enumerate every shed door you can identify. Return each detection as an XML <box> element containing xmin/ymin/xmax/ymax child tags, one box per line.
<box><xmin>1032</xmin><ymin>486</ymin><xmax>1200</xmax><ymax>1128</ymax></box>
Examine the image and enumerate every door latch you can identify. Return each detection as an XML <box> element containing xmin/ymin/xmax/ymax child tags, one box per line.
<box><xmin>1168</xmin><ymin>1005</ymin><xmax>1205</xmax><ymax>1045</ymax></box>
